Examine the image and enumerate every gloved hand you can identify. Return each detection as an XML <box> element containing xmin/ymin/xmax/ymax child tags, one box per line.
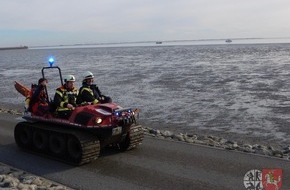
<box><xmin>67</xmin><ymin>103</ymin><xmax>75</xmax><ymax>110</ymax></box>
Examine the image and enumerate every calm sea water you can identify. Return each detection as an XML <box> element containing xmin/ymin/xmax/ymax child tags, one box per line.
<box><xmin>1</xmin><ymin>43</ymin><xmax>290</xmax><ymax>145</ymax></box>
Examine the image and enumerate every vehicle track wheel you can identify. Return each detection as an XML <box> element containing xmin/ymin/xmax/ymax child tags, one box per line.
<box><xmin>33</xmin><ymin>130</ymin><xmax>48</xmax><ymax>151</ymax></box>
<box><xmin>67</xmin><ymin>136</ymin><xmax>82</xmax><ymax>163</ymax></box>
<box><xmin>49</xmin><ymin>133</ymin><xmax>66</xmax><ymax>155</ymax></box>
<box><xmin>119</xmin><ymin>125</ymin><xmax>144</xmax><ymax>151</ymax></box>
<box><xmin>14</xmin><ymin>123</ymin><xmax>32</xmax><ymax>148</ymax></box>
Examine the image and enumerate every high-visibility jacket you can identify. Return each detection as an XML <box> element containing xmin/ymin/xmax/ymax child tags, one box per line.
<box><xmin>76</xmin><ymin>84</ymin><xmax>101</xmax><ymax>105</ymax></box>
<box><xmin>54</xmin><ymin>85</ymin><xmax>78</xmax><ymax>111</ymax></box>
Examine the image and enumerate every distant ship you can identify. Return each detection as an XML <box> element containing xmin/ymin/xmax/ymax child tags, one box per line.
<box><xmin>156</xmin><ymin>41</ymin><xmax>162</xmax><ymax>44</ymax></box>
<box><xmin>225</xmin><ymin>39</ymin><xmax>232</xmax><ymax>43</ymax></box>
<box><xmin>0</xmin><ymin>46</ymin><xmax>28</xmax><ymax>50</ymax></box>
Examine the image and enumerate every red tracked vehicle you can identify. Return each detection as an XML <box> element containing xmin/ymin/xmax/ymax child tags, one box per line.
<box><xmin>14</xmin><ymin>60</ymin><xmax>143</xmax><ymax>165</ymax></box>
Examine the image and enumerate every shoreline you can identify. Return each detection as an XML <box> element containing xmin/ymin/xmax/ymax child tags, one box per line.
<box><xmin>0</xmin><ymin>46</ymin><xmax>28</xmax><ymax>50</ymax></box>
<box><xmin>1</xmin><ymin>106</ymin><xmax>289</xmax><ymax>161</ymax></box>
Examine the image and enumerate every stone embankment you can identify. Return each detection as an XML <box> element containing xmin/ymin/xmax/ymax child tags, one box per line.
<box><xmin>0</xmin><ymin>108</ymin><xmax>22</xmax><ymax>116</ymax></box>
<box><xmin>0</xmin><ymin>163</ymin><xmax>71</xmax><ymax>190</ymax></box>
<box><xmin>143</xmin><ymin>127</ymin><xmax>290</xmax><ymax>160</ymax></box>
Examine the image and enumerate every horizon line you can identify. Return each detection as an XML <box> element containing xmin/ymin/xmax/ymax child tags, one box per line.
<box><xmin>29</xmin><ymin>36</ymin><xmax>290</xmax><ymax>48</ymax></box>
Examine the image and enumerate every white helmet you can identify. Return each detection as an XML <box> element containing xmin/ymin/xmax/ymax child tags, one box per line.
<box><xmin>83</xmin><ymin>71</ymin><xmax>94</xmax><ymax>80</ymax></box>
<box><xmin>64</xmin><ymin>75</ymin><xmax>75</xmax><ymax>82</ymax></box>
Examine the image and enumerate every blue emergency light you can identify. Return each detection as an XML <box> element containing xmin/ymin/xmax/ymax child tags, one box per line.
<box><xmin>48</xmin><ymin>57</ymin><xmax>55</xmax><ymax>67</ymax></box>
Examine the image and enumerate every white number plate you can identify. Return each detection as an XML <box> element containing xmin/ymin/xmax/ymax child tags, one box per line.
<box><xmin>112</xmin><ymin>127</ymin><xmax>122</xmax><ymax>136</ymax></box>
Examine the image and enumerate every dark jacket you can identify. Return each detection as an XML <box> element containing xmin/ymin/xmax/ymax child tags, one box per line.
<box><xmin>77</xmin><ymin>83</ymin><xmax>111</xmax><ymax>105</ymax></box>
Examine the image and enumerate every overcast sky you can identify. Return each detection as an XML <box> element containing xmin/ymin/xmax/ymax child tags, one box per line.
<box><xmin>1</xmin><ymin>0</ymin><xmax>290</xmax><ymax>47</ymax></box>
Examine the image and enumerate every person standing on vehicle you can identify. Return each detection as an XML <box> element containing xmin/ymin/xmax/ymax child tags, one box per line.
<box><xmin>54</xmin><ymin>75</ymin><xmax>78</xmax><ymax>118</ymax></box>
<box><xmin>76</xmin><ymin>71</ymin><xmax>112</xmax><ymax>105</ymax></box>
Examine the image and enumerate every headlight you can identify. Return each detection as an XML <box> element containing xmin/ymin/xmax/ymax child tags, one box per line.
<box><xmin>95</xmin><ymin>117</ymin><xmax>103</xmax><ymax>124</ymax></box>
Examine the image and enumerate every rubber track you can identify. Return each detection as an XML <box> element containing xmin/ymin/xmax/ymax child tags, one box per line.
<box><xmin>126</xmin><ymin>124</ymin><xmax>144</xmax><ymax>150</ymax></box>
<box><xmin>66</xmin><ymin>131</ymin><xmax>100</xmax><ymax>165</ymax></box>
<box><xmin>15</xmin><ymin>121</ymin><xmax>100</xmax><ymax>165</ymax></box>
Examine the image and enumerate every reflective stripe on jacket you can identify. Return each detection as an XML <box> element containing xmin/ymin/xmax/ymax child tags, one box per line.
<box><xmin>79</xmin><ymin>87</ymin><xmax>99</xmax><ymax>104</ymax></box>
<box><xmin>54</xmin><ymin>86</ymin><xmax>78</xmax><ymax>111</ymax></box>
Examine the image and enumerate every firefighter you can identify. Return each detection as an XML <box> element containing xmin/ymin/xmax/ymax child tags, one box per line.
<box><xmin>53</xmin><ymin>75</ymin><xmax>78</xmax><ymax>119</ymax></box>
<box><xmin>76</xmin><ymin>71</ymin><xmax>112</xmax><ymax>105</ymax></box>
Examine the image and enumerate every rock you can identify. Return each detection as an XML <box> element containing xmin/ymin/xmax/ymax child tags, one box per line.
<box><xmin>149</xmin><ymin>129</ymin><xmax>160</xmax><ymax>135</ymax></box>
<box><xmin>32</xmin><ymin>177</ymin><xmax>43</xmax><ymax>186</ymax></box>
<box><xmin>206</xmin><ymin>135</ymin><xmax>220</xmax><ymax>142</ymax></box>
<box><xmin>0</xmin><ymin>175</ymin><xmax>19</xmax><ymax>188</ymax></box>
<box><xmin>224</xmin><ymin>142</ymin><xmax>239</xmax><ymax>150</ymax></box>
<box><xmin>239</xmin><ymin>144</ymin><xmax>255</xmax><ymax>153</ymax></box>
<box><xmin>17</xmin><ymin>183</ymin><xmax>37</xmax><ymax>190</ymax></box>
<box><xmin>252</xmin><ymin>144</ymin><xmax>261</xmax><ymax>150</ymax></box>
<box><xmin>206</xmin><ymin>139</ymin><xmax>216</xmax><ymax>146</ymax></box>
<box><xmin>161</xmin><ymin>130</ymin><xmax>174</xmax><ymax>138</ymax></box>
<box><xmin>142</xmin><ymin>128</ymin><xmax>149</xmax><ymax>133</ymax></box>
<box><xmin>225</xmin><ymin>145</ymin><xmax>236</xmax><ymax>150</ymax></box>
<box><xmin>225</xmin><ymin>140</ymin><xmax>236</xmax><ymax>145</ymax></box>
<box><xmin>272</xmin><ymin>150</ymin><xmax>283</xmax><ymax>158</ymax></box>
<box><xmin>243</xmin><ymin>144</ymin><xmax>252</xmax><ymax>149</ymax></box>
<box><xmin>173</xmin><ymin>134</ymin><xmax>185</xmax><ymax>141</ymax></box>
<box><xmin>0</xmin><ymin>181</ymin><xmax>10</xmax><ymax>188</ymax></box>
<box><xmin>263</xmin><ymin>149</ymin><xmax>273</xmax><ymax>156</ymax></box>
<box><xmin>197</xmin><ymin>136</ymin><xmax>207</xmax><ymax>141</ymax></box>
<box><xmin>240</xmin><ymin>147</ymin><xmax>255</xmax><ymax>153</ymax></box>
<box><xmin>11</xmin><ymin>171</ymin><xmax>25</xmax><ymax>178</ymax></box>
<box><xmin>219</xmin><ymin>138</ymin><xmax>228</xmax><ymax>144</ymax></box>
<box><xmin>267</xmin><ymin>145</ymin><xmax>274</xmax><ymax>150</ymax></box>
<box><xmin>0</xmin><ymin>166</ymin><xmax>11</xmax><ymax>175</ymax></box>
<box><xmin>41</xmin><ymin>180</ymin><xmax>53</xmax><ymax>188</ymax></box>
<box><xmin>232</xmin><ymin>143</ymin><xmax>239</xmax><ymax>148</ymax></box>
<box><xmin>21</xmin><ymin>175</ymin><xmax>37</xmax><ymax>184</ymax></box>
<box><xmin>186</xmin><ymin>133</ymin><xmax>195</xmax><ymax>138</ymax></box>
<box><xmin>193</xmin><ymin>139</ymin><xmax>207</xmax><ymax>145</ymax></box>
<box><xmin>184</xmin><ymin>137</ymin><xmax>194</xmax><ymax>143</ymax></box>
<box><xmin>282</xmin><ymin>146</ymin><xmax>290</xmax><ymax>154</ymax></box>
